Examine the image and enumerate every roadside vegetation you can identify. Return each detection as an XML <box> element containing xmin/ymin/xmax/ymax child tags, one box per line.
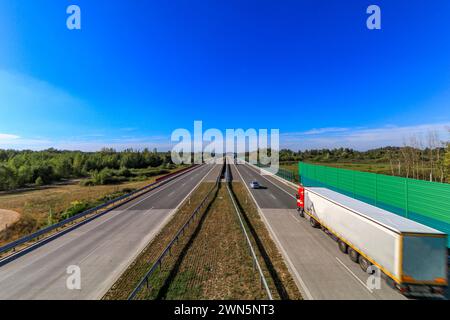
<box><xmin>277</xmin><ymin>134</ymin><xmax>450</xmax><ymax>183</ymax></box>
<box><xmin>0</xmin><ymin>148</ymin><xmax>175</xmax><ymax>191</ymax></box>
<box><xmin>0</xmin><ymin>167</ymin><xmax>184</xmax><ymax>247</ymax></box>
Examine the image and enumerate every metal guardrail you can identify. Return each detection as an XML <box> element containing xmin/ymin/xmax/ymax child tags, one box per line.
<box><xmin>0</xmin><ymin>165</ymin><xmax>200</xmax><ymax>260</ymax></box>
<box><xmin>225</xmin><ymin>162</ymin><xmax>273</xmax><ymax>300</ymax></box>
<box><xmin>128</xmin><ymin>161</ymin><xmax>224</xmax><ymax>300</ymax></box>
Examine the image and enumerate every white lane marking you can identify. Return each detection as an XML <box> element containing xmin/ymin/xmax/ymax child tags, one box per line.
<box><xmin>6</xmin><ymin>167</ymin><xmax>211</xmax><ymax>277</ymax></box>
<box><xmin>95</xmin><ymin>164</ymin><xmax>217</xmax><ymax>299</ymax></box>
<box><xmin>269</xmin><ymin>193</ymin><xmax>277</xmax><ymax>200</ymax></box>
<box><xmin>125</xmin><ymin>165</ymin><xmax>208</xmax><ymax>210</ymax></box>
<box><xmin>233</xmin><ymin>162</ymin><xmax>314</xmax><ymax>300</ymax></box>
<box><xmin>244</xmin><ymin>164</ymin><xmax>296</xmax><ymax>199</ymax></box>
<box><xmin>289</xmin><ymin>211</ymin><xmax>374</xmax><ymax>295</ymax></box>
<box><xmin>335</xmin><ymin>257</ymin><xmax>373</xmax><ymax>294</ymax></box>
<box><xmin>144</xmin><ymin>207</ymin><xmax>154</xmax><ymax>215</ymax></box>
<box><xmin>168</xmin><ymin>191</ymin><xmax>175</xmax><ymax>197</ymax></box>
<box><xmin>245</xmin><ymin>164</ymin><xmax>375</xmax><ymax>298</ymax></box>
<box><xmin>79</xmin><ymin>240</ymin><xmax>112</xmax><ymax>264</ymax></box>
<box><xmin>290</xmin><ymin>211</ymin><xmax>303</xmax><ymax>224</ymax></box>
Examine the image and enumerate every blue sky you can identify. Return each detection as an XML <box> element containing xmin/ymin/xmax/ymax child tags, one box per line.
<box><xmin>0</xmin><ymin>0</ymin><xmax>449</xmax><ymax>151</ymax></box>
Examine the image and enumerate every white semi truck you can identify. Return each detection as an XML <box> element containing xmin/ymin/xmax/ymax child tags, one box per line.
<box><xmin>296</xmin><ymin>186</ymin><xmax>448</xmax><ymax>297</ymax></box>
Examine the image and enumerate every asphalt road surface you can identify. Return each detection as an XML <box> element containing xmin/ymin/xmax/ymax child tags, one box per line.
<box><xmin>0</xmin><ymin>164</ymin><xmax>219</xmax><ymax>300</ymax></box>
<box><xmin>231</xmin><ymin>161</ymin><xmax>406</xmax><ymax>300</ymax></box>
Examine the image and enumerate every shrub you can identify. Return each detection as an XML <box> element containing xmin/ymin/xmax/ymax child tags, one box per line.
<box><xmin>61</xmin><ymin>201</ymin><xmax>91</xmax><ymax>221</ymax></box>
<box><xmin>0</xmin><ymin>213</ymin><xmax>40</xmax><ymax>243</ymax></box>
<box><xmin>79</xmin><ymin>179</ymin><xmax>95</xmax><ymax>186</ymax></box>
<box><xmin>35</xmin><ymin>176</ymin><xmax>44</xmax><ymax>186</ymax></box>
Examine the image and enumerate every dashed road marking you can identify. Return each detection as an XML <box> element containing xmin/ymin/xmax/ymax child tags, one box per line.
<box><xmin>335</xmin><ymin>257</ymin><xmax>373</xmax><ymax>294</ymax></box>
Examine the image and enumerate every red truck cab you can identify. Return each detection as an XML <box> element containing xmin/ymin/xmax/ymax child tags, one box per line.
<box><xmin>296</xmin><ymin>186</ymin><xmax>305</xmax><ymax>217</ymax></box>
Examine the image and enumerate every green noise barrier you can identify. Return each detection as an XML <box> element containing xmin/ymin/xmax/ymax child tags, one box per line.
<box><xmin>299</xmin><ymin>162</ymin><xmax>450</xmax><ymax>247</ymax></box>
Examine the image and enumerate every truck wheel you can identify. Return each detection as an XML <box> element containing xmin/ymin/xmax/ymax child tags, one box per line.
<box><xmin>385</xmin><ymin>276</ymin><xmax>396</xmax><ymax>289</ymax></box>
<box><xmin>298</xmin><ymin>208</ymin><xmax>305</xmax><ymax>218</ymax></box>
<box><xmin>338</xmin><ymin>240</ymin><xmax>348</xmax><ymax>254</ymax></box>
<box><xmin>348</xmin><ymin>247</ymin><xmax>359</xmax><ymax>263</ymax></box>
<box><xmin>309</xmin><ymin>217</ymin><xmax>320</xmax><ymax>228</ymax></box>
<box><xmin>358</xmin><ymin>255</ymin><xmax>372</xmax><ymax>273</ymax></box>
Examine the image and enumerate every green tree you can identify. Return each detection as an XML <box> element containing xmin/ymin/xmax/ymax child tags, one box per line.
<box><xmin>35</xmin><ymin>176</ymin><xmax>44</xmax><ymax>186</ymax></box>
<box><xmin>444</xmin><ymin>142</ymin><xmax>450</xmax><ymax>182</ymax></box>
<box><xmin>0</xmin><ymin>164</ymin><xmax>17</xmax><ymax>190</ymax></box>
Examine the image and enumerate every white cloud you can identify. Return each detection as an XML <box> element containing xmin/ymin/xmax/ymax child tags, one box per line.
<box><xmin>290</xmin><ymin>127</ymin><xmax>349</xmax><ymax>136</ymax></box>
<box><xmin>2</xmin><ymin>123</ymin><xmax>450</xmax><ymax>152</ymax></box>
<box><xmin>281</xmin><ymin>122</ymin><xmax>450</xmax><ymax>150</ymax></box>
<box><xmin>0</xmin><ymin>135</ymin><xmax>174</xmax><ymax>152</ymax></box>
<box><xmin>0</xmin><ymin>133</ymin><xmax>19</xmax><ymax>140</ymax></box>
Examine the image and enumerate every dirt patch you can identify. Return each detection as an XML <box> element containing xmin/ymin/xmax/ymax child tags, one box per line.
<box><xmin>0</xmin><ymin>210</ymin><xmax>20</xmax><ymax>232</ymax></box>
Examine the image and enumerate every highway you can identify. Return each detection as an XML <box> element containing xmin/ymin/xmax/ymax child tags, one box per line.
<box><xmin>0</xmin><ymin>164</ymin><xmax>219</xmax><ymax>300</ymax></box>
<box><xmin>230</xmin><ymin>160</ymin><xmax>407</xmax><ymax>300</ymax></box>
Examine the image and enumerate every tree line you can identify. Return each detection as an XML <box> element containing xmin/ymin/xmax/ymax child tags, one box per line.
<box><xmin>0</xmin><ymin>148</ymin><xmax>174</xmax><ymax>191</ymax></box>
<box><xmin>278</xmin><ymin>139</ymin><xmax>450</xmax><ymax>183</ymax></box>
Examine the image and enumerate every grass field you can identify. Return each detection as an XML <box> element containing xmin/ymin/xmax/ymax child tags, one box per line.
<box><xmin>0</xmin><ymin>167</ymin><xmax>185</xmax><ymax>246</ymax></box>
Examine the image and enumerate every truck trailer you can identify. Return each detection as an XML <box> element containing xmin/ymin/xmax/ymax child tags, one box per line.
<box><xmin>296</xmin><ymin>186</ymin><xmax>448</xmax><ymax>297</ymax></box>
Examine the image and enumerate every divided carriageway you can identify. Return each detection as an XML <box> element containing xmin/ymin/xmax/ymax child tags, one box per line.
<box><xmin>0</xmin><ymin>164</ymin><xmax>220</xmax><ymax>300</ymax></box>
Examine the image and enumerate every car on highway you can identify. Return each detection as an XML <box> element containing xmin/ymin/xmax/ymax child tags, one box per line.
<box><xmin>250</xmin><ymin>181</ymin><xmax>261</xmax><ymax>189</ymax></box>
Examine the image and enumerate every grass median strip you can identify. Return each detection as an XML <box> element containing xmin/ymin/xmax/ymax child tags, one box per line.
<box><xmin>105</xmin><ymin>179</ymin><xmax>302</xmax><ymax>300</ymax></box>
<box><xmin>145</xmin><ymin>183</ymin><xmax>268</xmax><ymax>300</ymax></box>
<box><xmin>230</xmin><ymin>182</ymin><xmax>303</xmax><ymax>300</ymax></box>
<box><xmin>103</xmin><ymin>182</ymin><xmax>215</xmax><ymax>300</ymax></box>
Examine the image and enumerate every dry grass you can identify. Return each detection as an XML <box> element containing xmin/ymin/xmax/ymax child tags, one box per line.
<box><xmin>230</xmin><ymin>182</ymin><xmax>303</xmax><ymax>300</ymax></box>
<box><xmin>103</xmin><ymin>182</ymin><xmax>216</xmax><ymax>300</ymax></box>
<box><xmin>0</xmin><ymin>168</ymin><xmax>186</xmax><ymax>247</ymax></box>
<box><xmin>152</xmin><ymin>183</ymin><xmax>267</xmax><ymax>300</ymax></box>
<box><xmin>0</xmin><ymin>180</ymin><xmax>152</xmax><ymax>219</ymax></box>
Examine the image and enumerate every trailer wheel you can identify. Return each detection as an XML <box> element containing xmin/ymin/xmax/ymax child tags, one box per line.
<box><xmin>358</xmin><ymin>255</ymin><xmax>373</xmax><ymax>273</ymax></box>
<box><xmin>309</xmin><ymin>217</ymin><xmax>320</xmax><ymax>228</ymax></box>
<box><xmin>348</xmin><ymin>247</ymin><xmax>359</xmax><ymax>263</ymax></box>
<box><xmin>338</xmin><ymin>240</ymin><xmax>348</xmax><ymax>254</ymax></box>
<box><xmin>385</xmin><ymin>276</ymin><xmax>396</xmax><ymax>289</ymax></box>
